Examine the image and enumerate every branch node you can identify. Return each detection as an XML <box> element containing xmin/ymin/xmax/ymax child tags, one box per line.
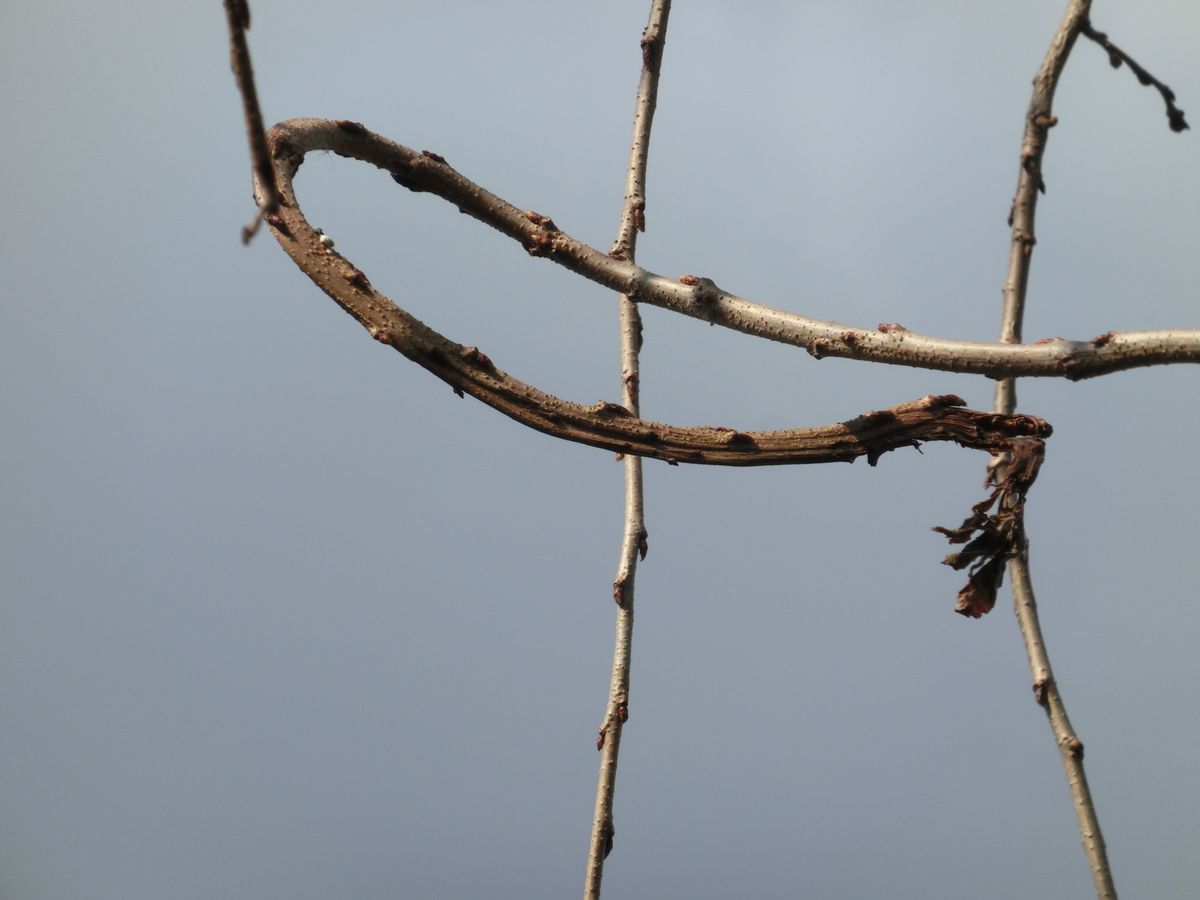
<box><xmin>523</xmin><ymin>210</ymin><xmax>559</xmax><ymax>231</ymax></box>
<box><xmin>461</xmin><ymin>346</ymin><xmax>495</xmax><ymax>371</ymax></box>
<box><xmin>589</xmin><ymin>400</ymin><xmax>635</xmax><ymax>419</ymax></box>
<box><xmin>721</xmin><ymin>429</ymin><xmax>757</xmax><ymax>447</ymax></box>
<box><xmin>631</xmin><ymin>198</ymin><xmax>646</xmax><ymax>232</ymax></box>
<box><xmin>525</xmin><ymin>231</ymin><xmax>558</xmax><ymax>256</ymax></box>
<box><xmin>343</xmin><ymin>266</ymin><xmax>371</xmax><ymax>291</ymax></box>
<box><xmin>600</xmin><ymin>817</ymin><xmax>615</xmax><ymax>859</ymax></box>
<box><xmin>1032</xmin><ymin>677</ymin><xmax>1051</xmax><ymax>706</ymax></box>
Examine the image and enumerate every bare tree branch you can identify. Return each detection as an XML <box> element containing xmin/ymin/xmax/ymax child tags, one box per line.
<box><xmin>223</xmin><ymin>6</ymin><xmax>1193</xmax><ymax>895</ymax></box>
<box><xmin>262</xmin><ymin>118</ymin><xmax>1200</xmax><ymax>381</ymax></box>
<box><xmin>1081</xmin><ymin>18</ymin><xmax>1189</xmax><ymax>132</ymax></box>
<box><xmin>1011</xmin><ymin>556</ymin><xmax>1116</xmax><ymax>899</ymax></box>
<box><xmin>991</xmin><ymin>2</ymin><xmax>1118</xmax><ymax>896</ymax></box>
<box><xmin>261</xmin><ymin>143</ymin><xmax>1052</xmax><ymax>468</ymax></box>
<box><xmin>222</xmin><ymin>0</ymin><xmax>279</xmax><ymax>242</ymax></box>
<box><xmin>586</xmin><ymin>5</ymin><xmax>669</xmax><ymax>896</ymax></box>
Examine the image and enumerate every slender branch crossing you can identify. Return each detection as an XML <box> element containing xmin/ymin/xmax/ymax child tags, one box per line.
<box><xmin>586</xmin><ymin>5</ymin><xmax>669</xmax><ymax>895</ymax></box>
<box><xmin>222</xmin><ymin>4</ymin><xmax>1191</xmax><ymax>897</ymax></box>
<box><xmin>260</xmin><ymin>154</ymin><xmax>1051</xmax><ymax>470</ymax></box>
<box><xmin>990</xmin><ymin>2</ymin><xmax>1118</xmax><ymax>896</ymax></box>
<box><xmin>260</xmin><ymin>118</ymin><xmax>1200</xmax><ymax>383</ymax></box>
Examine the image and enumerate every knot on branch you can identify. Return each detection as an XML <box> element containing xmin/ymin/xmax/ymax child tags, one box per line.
<box><xmin>524</xmin><ymin>210</ymin><xmax>562</xmax><ymax>256</ymax></box>
<box><xmin>390</xmin><ymin>151</ymin><xmax>448</xmax><ymax>193</ymax></box>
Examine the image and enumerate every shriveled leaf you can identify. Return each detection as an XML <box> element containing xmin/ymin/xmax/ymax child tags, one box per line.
<box><xmin>935</xmin><ymin>437</ymin><xmax>1046</xmax><ymax>616</ymax></box>
<box><xmin>955</xmin><ymin>556</ymin><xmax>1007</xmax><ymax>618</ymax></box>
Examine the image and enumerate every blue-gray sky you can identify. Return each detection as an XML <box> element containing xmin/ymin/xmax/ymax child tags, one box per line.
<box><xmin>2</xmin><ymin>2</ymin><xmax>1198</xmax><ymax>898</ymax></box>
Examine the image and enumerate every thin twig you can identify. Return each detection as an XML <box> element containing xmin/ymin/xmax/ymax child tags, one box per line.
<box><xmin>586</xmin><ymin>4</ymin><xmax>670</xmax><ymax>896</ymax></box>
<box><xmin>222</xmin><ymin>0</ymin><xmax>279</xmax><ymax>242</ymax></box>
<box><xmin>261</xmin><ymin>118</ymin><xmax>1200</xmax><ymax>380</ymax></box>
<box><xmin>993</xmin><ymin>2</ymin><xmax>1117</xmax><ymax>897</ymax></box>
<box><xmin>1011</xmin><ymin>555</ymin><xmax>1115</xmax><ymax>898</ymax></box>
<box><xmin>1081</xmin><ymin>18</ymin><xmax>1188</xmax><ymax>132</ymax></box>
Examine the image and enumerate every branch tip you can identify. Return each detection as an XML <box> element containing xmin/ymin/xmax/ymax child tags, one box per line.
<box><xmin>1082</xmin><ymin>18</ymin><xmax>1189</xmax><ymax>133</ymax></box>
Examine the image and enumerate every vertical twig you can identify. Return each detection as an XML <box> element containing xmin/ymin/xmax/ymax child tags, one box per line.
<box><xmin>223</xmin><ymin>0</ymin><xmax>280</xmax><ymax>242</ymax></box>
<box><xmin>584</xmin><ymin>2</ymin><xmax>670</xmax><ymax>897</ymax></box>
<box><xmin>1010</xmin><ymin>555</ymin><xmax>1115</xmax><ymax>896</ymax></box>
<box><xmin>994</xmin><ymin>2</ymin><xmax>1117</xmax><ymax>897</ymax></box>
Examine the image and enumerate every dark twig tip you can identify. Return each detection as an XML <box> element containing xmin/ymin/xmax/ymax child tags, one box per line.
<box><xmin>1084</xmin><ymin>20</ymin><xmax>1189</xmax><ymax>135</ymax></box>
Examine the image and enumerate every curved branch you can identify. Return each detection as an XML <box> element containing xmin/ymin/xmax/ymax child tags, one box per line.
<box><xmin>260</xmin><ymin>141</ymin><xmax>1050</xmax><ymax>468</ymax></box>
<box><xmin>261</xmin><ymin>118</ymin><xmax>1200</xmax><ymax>381</ymax></box>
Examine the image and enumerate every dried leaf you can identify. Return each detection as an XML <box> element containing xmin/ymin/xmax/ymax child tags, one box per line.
<box><xmin>935</xmin><ymin>438</ymin><xmax>1045</xmax><ymax>616</ymax></box>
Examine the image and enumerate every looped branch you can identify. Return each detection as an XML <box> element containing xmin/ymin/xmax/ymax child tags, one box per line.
<box><xmin>257</xmin><ymin>117</ymin><xmax>1056</xmax><ymax>611</ymax></box>
<box><xmin>261</xmin><ymin>118</ymin><xmax>1199</xmax><ymax>382</ymax></box>
<box><xmin>260</xmin><ymin>121</ymin><xmax>1054</xmax><ymax>468</ymax></box>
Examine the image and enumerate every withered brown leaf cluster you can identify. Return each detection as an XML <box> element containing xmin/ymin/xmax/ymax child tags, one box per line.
<box><xmin>934</xmin><ymin>439</ymin><xmax>1046</xmax><ymax>617</ymax></box>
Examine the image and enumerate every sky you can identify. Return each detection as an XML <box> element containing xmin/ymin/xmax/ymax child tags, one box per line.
<box><xmin>1</xmin><ymin>2</ymin><xmax>1198</xmax><ymax>898</ymax></box>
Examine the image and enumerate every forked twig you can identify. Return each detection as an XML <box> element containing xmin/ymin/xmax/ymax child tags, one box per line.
<box><xmin>585</xmin><ymin>4</ymin><xmax>670</xmax><ymax>895</ymax></box>
<box><xmin>993</xmin><ymin>1</ymin><xmax>1117</xmax><ymax>896</ymax></box>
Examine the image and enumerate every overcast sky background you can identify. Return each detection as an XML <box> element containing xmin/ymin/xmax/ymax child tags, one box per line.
<box><xmin>2</xmin><ymin>2</ymin><xmax>1198</xmax><ymax>898</ymax></box>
